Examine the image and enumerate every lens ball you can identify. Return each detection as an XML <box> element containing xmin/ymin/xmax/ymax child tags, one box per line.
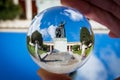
<box><xmin>27</xmin><ymin>6</ymin><xmax>94</xmax><ymax>74</ymax></box>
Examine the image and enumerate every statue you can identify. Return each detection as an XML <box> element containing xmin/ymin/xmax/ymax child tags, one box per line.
<box><xmin>55</xmin><ymin>22</ymin><xmax>66</xmax><ymax>38</ymax></box>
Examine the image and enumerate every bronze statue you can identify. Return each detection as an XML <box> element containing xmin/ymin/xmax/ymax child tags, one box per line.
<box><xmin>55</xmin><ymin>22</ymin><xmax>66</xmax><ymax>38</ymax></box>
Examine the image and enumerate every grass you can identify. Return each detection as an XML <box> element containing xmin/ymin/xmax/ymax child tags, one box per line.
<box><xmin>27</xmin><ymin>44</ymin><xmax>35</xmax><ymax>57</ymax></box>
<box><xmin>27</xmin><ymin>44</ymin><xmax>94</xmax><ymax>57</ymax></box>
<box><xmin>72</xmin><ymin>45</ymin><xmax>93</xmax><ymax>56</ymax></box>
<box><xmin>73</xmin><ymin>50</ymin><xmax>82</xmax><ymax>55</ymax></box>
<box><xmin>86</xmin><ymin>45</ymin><xmax>93</xmax><ymax>56</ymax></box>
<box><xmin>27</xmin><ymin>44</ymin><xmax>47</xmax><ymax>57</ymax></box>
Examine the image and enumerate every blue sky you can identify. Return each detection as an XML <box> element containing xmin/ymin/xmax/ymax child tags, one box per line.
<box><xmin>28</xmin><ymin>6</ymin><xmax>91</xmax><ymax>42</ymax></box>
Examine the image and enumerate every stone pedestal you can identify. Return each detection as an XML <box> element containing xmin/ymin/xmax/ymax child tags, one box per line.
<box><xmin>54</xmin><ymin>38</ymin><xmax>67</xmax><ymax>52</ymax></box>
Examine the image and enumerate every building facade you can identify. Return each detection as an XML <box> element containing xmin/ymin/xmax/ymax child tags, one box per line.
<box><xmin>44</xmin><ymin>42</ymin><xmax>81</xmax><ymax>52</ymax></box>
<box><xmin>13</xmin><ymin>0</ymin><xmax>61</xmax><ymax>20</ymax></box>
<box><xmin>0</xmin><ymin>0</ymin><xmax>109</xmax><ymax>33</ymax></box>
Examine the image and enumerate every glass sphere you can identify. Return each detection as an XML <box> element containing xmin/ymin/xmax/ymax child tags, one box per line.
<box><xmin>27</xmin><ymin>6</ymin><xmax>94</xmax><ymax>74</ymax></box>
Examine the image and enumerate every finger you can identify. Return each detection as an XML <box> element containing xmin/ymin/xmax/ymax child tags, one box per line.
<box><xmin>61</xmin><ymin>0</ymin><xmax>120</xmax><ymax>37</ymax></box>
<box><xmin>37</xmin><ymin>68</ymin><xmax>71</xmax><ymax>80</ymax></box>
<box><xmin>85</xmin><ymin>0</ymin><xmax>120</xmax><ymax>19</ymax></box>
<box><xmin>109</xmin><ymin>31</ymin><xmax>119</xmax><ymax>38</ymax></box>
<box><xmin>113</xmin><ymin>0</ymin><xmax>120</xmax><ymax>6</ymax></box>
<box><xmin>115</xmin><ymin>77</ymin><xmax>120</xmax><ymax>80</ymax></box>
<box><xmin>61</xmin><ymin>0</ymin><xmax>91</xmax><ymax>15</ymax></box>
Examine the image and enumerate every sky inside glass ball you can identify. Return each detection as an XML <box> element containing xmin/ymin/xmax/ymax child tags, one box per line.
<box><xmin>28</xmin><ymin>6</ymin><xmax>92</xmax><ymax>42</ymax></box>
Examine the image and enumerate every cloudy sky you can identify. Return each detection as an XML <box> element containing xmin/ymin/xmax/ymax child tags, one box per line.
<box><xmin>28</xmin><ymin>6</ymin><xmax>91</xmax><ymax>42</ymax></box>
<box><xmin>70</xmin><ymin>34</ymin><xmax>120</xmax><ymax>80</ymax></box>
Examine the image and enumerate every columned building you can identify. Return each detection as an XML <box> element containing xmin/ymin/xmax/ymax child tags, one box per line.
<box><xmin>13</xmin><ymin>0</ymin><xmax>37</xmax><ymax>20</ymax></box>
<box><xmin>0</xmin><ymin>0</ymin><xmax>109</xmax><ymax>33</ymax></box>
<box><xmin>13</xmin><ymin>0</ymin><xmax>61</xmax><ymax>20</ymax></box>
<box><xmin>44</xmin><ymin>42</ymin><xmax>81</xmax><ymax>52</ymax></box>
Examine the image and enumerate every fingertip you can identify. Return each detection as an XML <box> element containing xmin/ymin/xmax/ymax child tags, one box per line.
<box><xmin>37</xmin><ymin>68</ymin><xmax>45</xmax><ymax>79</ymax></box>
<box><xmin>109</xmin><ymin>31</ymin><xmax>119</xmax><ymax>38</ymax></box>
<box><xmin>61</xmin><ymin>0</ymin><xmax>68</xmax><ymax>5</ymax></box>
<box><xmin>60</xmin><ymin>0</ymin><xmax>64</xmax><ymax>5</ymax></box>
<box><xmin>37</xmin><ymin>68</ymin><xmax>71</xmax><ymax>80</ymax></box>
<box><xmin>60</xmin><ymin>0</ymin><xmax>71</xmax><ymax>6</ymax></box>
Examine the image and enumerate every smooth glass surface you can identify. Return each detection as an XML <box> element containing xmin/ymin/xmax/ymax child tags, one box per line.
<box><xmin>27</xmin><ymin>6</ymin><xmax>94</xmax><ymax>74</ymax></box>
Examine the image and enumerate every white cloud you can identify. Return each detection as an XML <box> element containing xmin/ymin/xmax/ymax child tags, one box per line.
<box><xmin>28</xmin><ymin>11</ymin><xmax>46</xmax><ymax>36</ymax></box>
<box><xmin>75</xmin><ymin>43</ymin><xmax>120</xmax><ymax>80</ymax></box>
<box><xmin>48</xmin><ymin>25</ymin><xmax>56</xmax><ymax>39</ymax></box>
<box><xmin>40</xmin><ymin>28</ymin><xmax>48</xmax><ymax>38</ymax></box>
<box><xmin>40</xmin><ymin>25</ymin><xmax>57</xmax><ymax>39</ymax></box>
<box><xmin>75</xmin><ymin>54</ymin><xmax>107</xmax><ymax>80</ymax></box>
<box><xmin>100</xmin><ymin>46</ymin><xmax>120</xmax><ymax>79</ymax></box>
<box><xmin>64</xmin><ymin>9</ymin><xmax>83</xmax><ymax>21</ymax></box>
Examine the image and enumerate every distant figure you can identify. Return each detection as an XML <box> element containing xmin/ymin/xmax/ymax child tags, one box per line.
<box><xmin>55</xmin><ymin>22</ymin><xmax>66</xmax><ymax>38</ymax></box>
<box><xmin>81</xmin><ymin>41</ymin><xmax>87</xmax><ymax>59</ymax></box>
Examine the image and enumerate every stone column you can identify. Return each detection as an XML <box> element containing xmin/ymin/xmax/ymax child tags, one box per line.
<box><xmin>25</xmin><ymin>0</ymin><xmax>32</xmax><ymax>20</ymax></box>
<box><xmin>13</xmin><ymin>0</ymin><xmax>18</xmax><ymax>4</ymax></box>
<box><xmin>50</xmin><ymin>45</ymin><xmax>52</xmax><ymax>52</ymax></box>
<box><xmin>68</xmin><ymin>45</ymin><xmax>71</xmax><ymax>51</ymax></box>
<box><xmin>35</xmin><ymin>43</ymin><xmax>39</xmax><ymax>60</ymax></box>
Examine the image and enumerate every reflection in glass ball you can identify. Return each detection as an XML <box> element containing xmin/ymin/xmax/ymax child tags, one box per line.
<box><xmin>27</xmin><ymin>6</ymin><xmax>94</xmax><ymax>74</ymax></box>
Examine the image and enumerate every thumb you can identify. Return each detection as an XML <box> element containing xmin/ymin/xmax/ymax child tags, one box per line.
<box><xmin>109</xmin><ymin>31</ymin><xmax>119</xmax><ymax>38</ymax></box>
<box><xmin>37</xmin><ymin>68</ymin><xmax>71</xmax><ymax>80</ymax></box>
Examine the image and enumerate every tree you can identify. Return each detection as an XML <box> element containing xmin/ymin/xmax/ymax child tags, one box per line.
<box><xmin>31</xmin><ymin>30</ymin><xmax>43</xmax><ymax>46</ymax></box>
<box><xmin>80</xmin><ymin>27</ymin><xmax>92</xmax><ymax>46</ymax></box>
<box><xmin>0</xmin><ymin>0</ymin><xmax>22</xmax><ymax>20</ymax></box>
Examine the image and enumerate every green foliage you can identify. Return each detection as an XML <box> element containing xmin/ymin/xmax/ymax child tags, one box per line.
<box><xmin>72</xmin><ymin>45</ymin><xmax>81</xmax><ymax>55</ymax></box>
<box><xmin>27</xmin><ymin>44</ymin><xmax>47</xmax><ymax>57</ymax></box>
<box><xmin>27</xmin><ymin>44</ymin><xmax>35</xmax><ymax>57</ymax></box>
<box><xmin>72</xmin><ymin>45</ymin><xmax>80</xmax><ymax>51</ymax></box>
<box><xmin>85</xmin><ymin>45</ymin><xmax>93</xmax><ymax>56</ymax></box>
<box><xmin>42</xmin><ymin>45</ymin><xmax>49</xmax><ymax>52</ymax></box>
<box><xmin>72</xmin><ymin>45</ymin><xmax>93</xmax><ymax>56</ymax></box>
<box><xmin>80</xmin><ymin>27</ymin><xmax>93</xmax><ymax>45</ymax></box>
<box><xmin>38</xmin><ymin>49</ymin><xmax>47</xmax><ymax>55</ymax></box>
<box><xmin>73</xmin><ymin>50</ymin><xmax>82</xmax><ymax>55</ymax></box>
<box><xmin>0</xmin><ymin>0</ymin><xmax>22</xmax><ymax>20</ymax></box>
<box><xmin>28</xmin><ymin>30</ymin><xmax>49</xmax><ymax>56</ymax></box>
<box><xmin>31</xmin><ymin>30</ymin><xmax>43</xmax><ymax>46</ymax></box>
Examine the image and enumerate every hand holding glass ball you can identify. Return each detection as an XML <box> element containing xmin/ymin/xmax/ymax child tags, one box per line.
<box><xmin>27</xmin><ymin>6</ymin><xmax>94</xmax><ymax>78</ymax></box>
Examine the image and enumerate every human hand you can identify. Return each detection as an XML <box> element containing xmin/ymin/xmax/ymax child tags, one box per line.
<box><xmin>61</xmin><ymin>0</ymin><xmax>120</xmax><ymax>38</ymax></box>
<box><xmin>37</xmin><ymin>68</ymin><xmax>71</xmax><ymax>80</ymax></box>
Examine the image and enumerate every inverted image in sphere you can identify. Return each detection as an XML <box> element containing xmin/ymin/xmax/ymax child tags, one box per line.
<box><xmin>27</xmin><ymin>6</ymin><xmax>94</xmax><ymax>74</ymax></box>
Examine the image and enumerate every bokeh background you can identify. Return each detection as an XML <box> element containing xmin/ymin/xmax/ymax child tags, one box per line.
<box><xmin>0</xmin><ymin>0</ymin><xmax>120</xmax><ymax>80</ymax></box>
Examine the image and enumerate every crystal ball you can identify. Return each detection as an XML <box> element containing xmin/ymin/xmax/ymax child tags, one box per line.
<box><xmin>27</xmin><ymin>6</ymin><xmax>94</xmax><ymax>74</ymax></box>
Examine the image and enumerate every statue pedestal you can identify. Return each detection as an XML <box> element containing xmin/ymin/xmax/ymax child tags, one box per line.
<box><xmin>54</xmin><ymin>38</ymin><xmax>67</xmax><ymax>52</ymax></box>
